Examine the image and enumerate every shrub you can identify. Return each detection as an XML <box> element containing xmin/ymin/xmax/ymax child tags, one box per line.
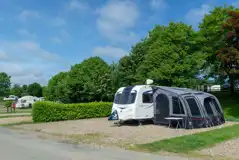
<box><xmin>4</xmin><ymin>101</ymin><xmax>12</xmax><ymax>108</ymax></box>
<box><xmin>32</xmin><ymin>101</ymin><xmax>113</xmax><ymax>122</ymax></box>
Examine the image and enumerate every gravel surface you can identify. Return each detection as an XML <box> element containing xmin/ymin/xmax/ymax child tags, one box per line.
<box><xmin>199</xmin><ymin>138</ymin><xmax>239</xmax><ymax>160</ymax></box>
<box><xmin>12</xmin><ymin>118</ymin><xmax>238</xmax><ymax>146</ymax></box>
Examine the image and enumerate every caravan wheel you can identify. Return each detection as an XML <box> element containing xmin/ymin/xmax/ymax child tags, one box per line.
<box><xmin>117</xmin><ymin>120</ymin><xmax>123</xmax><ymax>127</ymax></box>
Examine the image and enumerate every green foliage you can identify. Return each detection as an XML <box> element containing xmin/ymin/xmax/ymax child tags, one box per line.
<box><xmin>136</xmin><ymin>22</ymin><xmax>205</xmax><ymax>87</ymax></box>
<box><xmin>136</xmin><ymin>124</ymin><xmax>239</xmax><ymax>153</ymax></box>
<box><xmin>32</xmin><ymin>101</ymin><xmax>113</xmax><ymax>122</ymax></box>
<box><xmin>198</xmin><ymin>5</ymin><xmax>237</xmax><ymax>80</ymax></box>
<box><xmin>10</xmin><ymin>84</ymin><xmax>23</xmax><ymax>97</ymax></box>
<box><xmin>27</xmin><ymin>82</ymin><xmax>42</xmax><ymax>97</ymax></box>
<box><xmin>118</xmin><ymin>40</ymin><xmax>149</xmax><ymax>86</ymax></box>
<box><xmin>4</xmin><ymin>101</ymin><xmax>12</xmax><ymax>108</ymax></box>
<box><xmin>0</xmin><ymin>72</ymin><xmax>11</xmax><ymax>96</ymax></box>
<box><xmin>44</xmin><ymin>72</ymin><xmax>69</xmax><ymax>102</ymax></box>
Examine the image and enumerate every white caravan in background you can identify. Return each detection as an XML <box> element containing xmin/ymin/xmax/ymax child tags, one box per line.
<box><xmin>15</xmin><ymin>96</ymin><xmax>39</xmax><ymax>108</ymax></box>
<box><xmin>3</xmin><ymin>95</ymin><xmax>18</xmax><ymax>101</ymax></box>
<box><xmin>108</xmin><ymin>85</ymin><xmax>154</xmax><ymax>126</ymax></box>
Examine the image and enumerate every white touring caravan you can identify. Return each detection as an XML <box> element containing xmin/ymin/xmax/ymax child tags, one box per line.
<box><xmin>108</xmin><ymin>79</ymin><xmax>155</xmax><ymax>126</ymax></box>
<box><xmin>15</xmin><ymin>96</ymin><xmax>39</xmax><ymax>108</ymax></box>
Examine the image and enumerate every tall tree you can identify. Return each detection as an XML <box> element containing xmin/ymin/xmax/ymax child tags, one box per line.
<box><xmin>216</xmin><ymin>10</ymin><xmax>239</xmax><ymax>94</ymax></box>
<box><xmin>66</xmin><ymin>57</ymin><xmax>111</xmax><ymax>102</ymax></box>
<box><xmin>10</xmin><ymin>84</ymin><xmax>22</xmax><ymax>97</ymax></box>
<box><xmin>137</xmin><ymin>22</ymin><xmax>205</xmax><ymax>87</ymax></box>
<box><xmin>27</xmin><ymin>82</ymin><xmax>42</xmax><ymax>97</ymax></box>
<box><xmin>118</xmin><ymin>39</ymin><xmax>148</xmax><ymax>86</ymax></box>
<box><xmin>21</xmin><ymin>84</ymin><xmax>28</xmax><ymax>97</ymax></box>
<box><xmin>0</xmin><ymin>72</ymin><xmax>11</xmax><ymax>96</ymax></box>
<box><xmin>44</xmin><ymin>72</ymin><xmax>68</xmax><ymax>102</ymax></box>
<box><xmin>198</xmin><ymin>5</ymin><xmax>236</xmax><ymax>81</ymax></box>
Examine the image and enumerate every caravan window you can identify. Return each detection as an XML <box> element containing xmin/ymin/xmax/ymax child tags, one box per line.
<box><xmin>204</xmin><ymin>98</ymin><xmax>214</xmax><ymax>116</ymax></box>
<box><xmin>172</xmin><ymin>97</ymin><xmax>185</xmax><ymax>114</ymax></box>
<box><xmin>114</xmin><ymin>91</ymin><xmax>137</xmax><ymax>104</ymax></box>
<box><xmin>186</xmin><ymin>98</ymin><xmax>201</xmax><ymax>116</ymax></box>
<box><xmin>142</xmin><ymin>91</ymin><xmax>153</xmax><ymax>103</ymax></box>
<box><xmin>113</xmin><ymin>93</ymin><xmax>121</xmax><ymax>104</ymax></box>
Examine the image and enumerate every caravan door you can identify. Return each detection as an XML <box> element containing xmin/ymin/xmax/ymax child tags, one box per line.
<box><xmin>135</xmin><ymin>89</ymin><xmax>154</xmax><ymax>119</ymax></box>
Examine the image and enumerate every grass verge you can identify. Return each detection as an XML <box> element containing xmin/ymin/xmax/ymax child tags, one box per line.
<box><xmin>0</xmin><ymin>115</ymin><xmax>31</xmax><ymax>119</ymax></box>
<box><xmin>133</xmin><ymin>124</ymin><xmax>239</xmax><ymax>153</ymax></box>
<box><xmin>0</xmin><ymin>121</ymin><xmax>33</xmax><ymax>127</ymax></box>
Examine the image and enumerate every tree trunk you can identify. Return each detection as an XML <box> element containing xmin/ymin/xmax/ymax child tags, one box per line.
<box><xmin>229</xmin><ymin>74</ymin><xmax>235</xmax><ymax>95</ymax></box>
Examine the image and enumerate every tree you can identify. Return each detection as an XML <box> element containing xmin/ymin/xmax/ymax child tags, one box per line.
<box><xmin>136</xmin><ymin>22</ymin><xmax>205</xmax><ymax>87</ymax></box>
<box><xmin>21</xmin><ymin>85</ymin><xmax>28</xmax><ymax>97</ymax></box>
<box><xmin>198</xmin><ymin>5</ymin><xmax>236</xmax><ymax>82</ymax></box>
<box><xmin>44</xmin><ymin>72</ymin><xmax>68</xmax><ymax>102</ymax></box>
<box><xmin>117</xmin><ymin>39</ymin><xmax>148</xmax><ymax>86</ymax></box>
<box><xmin>10</xmin><ymin>84</ymin><xmax>22</xmax><ymax>97</ymax></box>
<box><xmin>65</xmin><ymin>57</ymin><xmax>111</xmax><ymax>102</ymax></box>
<box><xmin>27</xmin><ymin>83</ymin><xmax>42</xmax><ymax>97</ymax></box>
<box><xmin>216</xmin><ymin>10</ymin><xmax>239</xmax><ymax>94</ymax></box>
<box><xmin>0</xmin><ymin>72</ymin><xmax>11</xmax><ymax>96</ymax></box>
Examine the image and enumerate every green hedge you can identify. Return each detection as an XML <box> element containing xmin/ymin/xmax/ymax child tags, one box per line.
<box><xmin>4</xmin><ymin>101</ymin><xmax>12</xmax><ymax>108</ymax></box>
<box><xmin>32</xmin><ymin>101</ymin><xmax>113</xmax><ymax>122</ymax></box>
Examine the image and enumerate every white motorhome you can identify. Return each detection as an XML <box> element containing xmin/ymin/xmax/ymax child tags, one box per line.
<box><xmin>15</xmin><ymin>96</ymin><xmax>39</xmax><ymax>108</ymax></box>
<box><xmin>109</xmin><ymin>85</ymin><xmax>154</xmax><ymax>126</ymax></box>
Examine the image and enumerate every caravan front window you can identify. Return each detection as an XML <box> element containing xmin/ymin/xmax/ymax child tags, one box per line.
<box><xmin>114</xmin><ymin>91</ymin><xmax>137</xmax><ymax>104</ymax></box>
<box><xmin>114</xmin><ymin>93</ymin><xmax>121</xmax><ymax>104</ymax></box>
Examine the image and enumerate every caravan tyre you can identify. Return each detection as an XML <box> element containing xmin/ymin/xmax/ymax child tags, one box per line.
<box><xmin>29</xmin><ymin>103</ymin><xmax>32</xmax><ymax>108</ymax></box>
<box><xmin>117</xmin><ymin>120</ymin><xmax>122</xmax><ymax>127</ymax></box>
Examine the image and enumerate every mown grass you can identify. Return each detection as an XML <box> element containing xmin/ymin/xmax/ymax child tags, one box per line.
<box><xmin>0</xmin><ymin>115</ymin><xmax>31</xmax><ymax>119</ymax></box>
<box><xmin>0</xmin><ymin>101</ymin><xmax>32</xmax><ymax>114</ymax></box>
<box><xmin>0</xmin><ymin>121</ymin><xmax>33</xmax><ymax>127</ymax></box>
<box><xmin>213</xmin><ymin>92</ymin><xmax>239</xmax><ymax>121</ymax></box>
<box><xmin>134</xmin><ymin>124</ymin><xmax>239</xmax><ymax>153</ymax></box>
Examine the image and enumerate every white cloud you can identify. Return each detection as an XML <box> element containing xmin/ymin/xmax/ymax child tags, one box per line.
<box><xmin>51</xmin><ymin>37</ymin><xmax>62</xmax><ymax>44</ymax></box>
<box><xmin>150</xmin><ymin>0</ymin><xmax>168</xmax><ymax>10</ymax></box>
<box><xmin>93</xmin><ymin>46</ymin><xmax>128</xmax><ymax>58</ymax></box>
<box><xmin>68</xmin><ymin>0</ymin><xmax>89</xmax><ymax>11</ymax></box>
<box><xmin>52</xmin><ymin>17</ymin><xmax>66</xmax><ymax>26</ymax></box>
<box><xmin>0</xmin><ymin>40</ymin><xmax>63</xmax><ymax>85</ymax></box>
<box><xmin>185</xmin><ymin>4</ymin><xmax>211</xmax><ymax>28</ymax></box>
<box><xmin>96</xmin><ymin>0</ymin><xmax>139</xmax><ymax>44</ymax></box>
<box><xmin>16</xmin><ymin>29</ymin><xmax>37</xmax><ymax>39</ymax></box>
<box><xmin>18</xmin><ymin>10</ymin><xmax>40</xmax><ymax>22</ymax></box>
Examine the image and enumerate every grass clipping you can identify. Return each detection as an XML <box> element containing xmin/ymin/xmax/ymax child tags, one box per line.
<box><xmin>134</xmin><ymin>124</ymin><xmax>239</xmax><ymax>153</ymax></box>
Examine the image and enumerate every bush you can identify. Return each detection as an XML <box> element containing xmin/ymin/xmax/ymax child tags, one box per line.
<box><xmin>32</xmin><ymin>101</ymin><xmax>113</xmax><ymax>122</ymax></box>
<box><xmin>4</xmin><ymin>101</ymin><xmax>12</xmax><ymax>108</ymax></box>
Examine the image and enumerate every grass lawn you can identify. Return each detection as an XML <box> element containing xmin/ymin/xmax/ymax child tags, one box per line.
<box><xmin>0</xmin><ymin>101</ymin><xmax>32</xmax><ymax>114</ymax></box>
<box><xmin>213</xmin><ymin>92</ymin><xmax>239</xmax><ymax>121</ymax></box>
<box><xmin>0</xmin><ymin>115</ymin><xmax>31</xmax><ymax>119</ymax></box>
<box><xmin>133</xmin><ymin>91</ymin><xmax>239</xmax><ymax>154</ymax></box>
<box><xmin>134</xmin><ymin>124</ymin><xmax>239</xmax><ymax>153</ymax></box>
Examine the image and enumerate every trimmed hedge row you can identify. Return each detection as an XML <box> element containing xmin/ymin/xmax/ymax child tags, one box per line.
<box><xmin>32</xmin><ymin>101</ymin><xmax>113</xmax><ymax>122</ymax></box>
